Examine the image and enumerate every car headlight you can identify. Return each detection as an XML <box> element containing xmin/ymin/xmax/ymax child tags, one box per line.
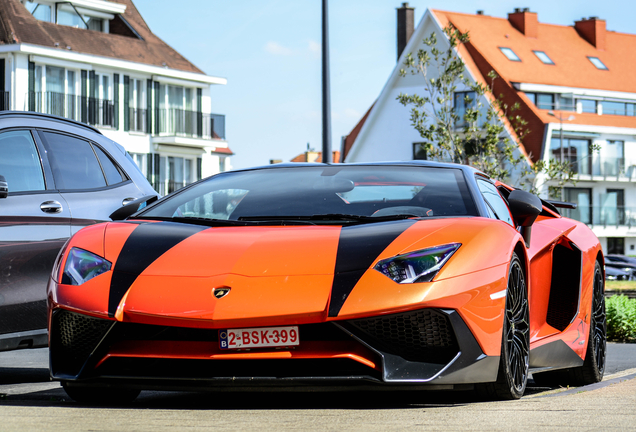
<box><xmin>62</xmin><ymin>247</ymin><xmax>112</xmax><ymax>286</ymax></box>
<box><xmin>374</xmin><ymin>243</ymin><xmax>460</xmax><ymax>283</ymax></box>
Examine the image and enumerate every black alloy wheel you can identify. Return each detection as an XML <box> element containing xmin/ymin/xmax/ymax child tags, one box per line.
<box><xmin>477</xmin><ymin>252</ymin><xmax>529</xmax><ymax>400</ymax></box>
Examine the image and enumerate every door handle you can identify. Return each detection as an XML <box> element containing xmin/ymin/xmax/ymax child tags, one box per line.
<box><xmin>122</xmin><ymin>197</ymin><xmax>137</xmax><ymax>206</ymax></box>
<box><xmin>40</xmin><ymin>201</ymin><xmax>63</xmax><ymax>214</ymax></box>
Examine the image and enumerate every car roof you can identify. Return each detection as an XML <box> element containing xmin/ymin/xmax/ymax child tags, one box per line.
<box><xmin>227</xmin><ymin>160</ymin><xmax>488</xmax><ymax>178</ymax></box>
<box><xmin>0</xmin><ymin>111</ymin><xmax>101</xmax><ymax>134</ymax></box>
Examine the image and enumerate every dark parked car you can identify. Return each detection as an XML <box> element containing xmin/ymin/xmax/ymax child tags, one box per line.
<box><xmin>604</xmin><ymin>266</ymin><xmax>631</xmax><ymax>281</ymax></box>
<box><xmin>0</xmin><ymin>112</ymin><xmax>157</xmax><ymax>352</ymax></box>
<box><xmin>604</xmin><ymin>255</ymin><xmax>636</xmax><ymax>279</ymax></box>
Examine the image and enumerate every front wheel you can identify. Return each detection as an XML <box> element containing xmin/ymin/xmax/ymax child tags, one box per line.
<box><xmin>477</xmin><ymin>252</ymin><xmax>529</xmax><ymax>400</ymax></box>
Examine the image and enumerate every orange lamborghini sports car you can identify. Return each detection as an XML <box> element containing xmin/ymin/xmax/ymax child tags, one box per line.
<box><xmin>47</xmin><ymin>162</ymin><xmax>606</xmax><ymax>403</ymax></box>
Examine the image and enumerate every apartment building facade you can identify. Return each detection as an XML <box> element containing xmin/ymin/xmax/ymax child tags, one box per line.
<box><xmin>343</xmin><ymin>5</ymin><xmax>636</xmax><ymax>255</ymax></box>
<box><xmin>0</xmin><ymin>0</ymin><xmax>231</xmax><ymax>195</ymax></box>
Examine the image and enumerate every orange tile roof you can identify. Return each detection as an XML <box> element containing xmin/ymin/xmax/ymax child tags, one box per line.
<box><xmin>291</xmin><ymin>151</ymin><xmax>341</xmax><ymax>163</ymax></box>
<box><xmin>0</xmin><ymin>0</ymin><xmax>203</xmax><ymax>74</ymax></box>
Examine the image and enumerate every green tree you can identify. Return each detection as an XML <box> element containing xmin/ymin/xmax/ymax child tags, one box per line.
<box><xmin>397</xmin><ymin>24</ymin><xmax>576</xmax><ymax>195</ymax></box>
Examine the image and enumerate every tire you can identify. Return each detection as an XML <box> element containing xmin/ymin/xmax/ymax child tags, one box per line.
<box><xmin>62</xmin><ymin>382</ymin><xmax>141</xmax><ymax>405</ymax></box>
<box><xmin>532</xmin><ymin>260</ymin><xmax>606</xmax><ymax>387</ymax></box>
<box><xmin>477</xmin><ymin>253</ymin><xmax>530</xmax><ymax>400</ymax></box>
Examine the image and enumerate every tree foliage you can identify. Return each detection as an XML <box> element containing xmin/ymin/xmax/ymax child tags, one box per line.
<box><xmin>397</xmin><ymin>24</ymin><xmax>576</xmax><ymax>194</ymax></box>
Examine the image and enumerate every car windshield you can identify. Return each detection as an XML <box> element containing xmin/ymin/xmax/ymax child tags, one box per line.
<box><xmin>137</xmin><ymin>165</ymin><xmax>478</xmax><ymax>223</ymax></box>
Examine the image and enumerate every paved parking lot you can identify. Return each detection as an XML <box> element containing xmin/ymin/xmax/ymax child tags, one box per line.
<box><xmin>0</xmin><ymin>344</ymin><xmax>635</xmax><ymax>431</ymax></box>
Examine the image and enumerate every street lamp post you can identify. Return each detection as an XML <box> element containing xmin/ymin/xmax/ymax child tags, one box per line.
<box><xmin>321</xmin><ymin>0</ymin><xmax>332</xmax><ymax>164</ymax></box>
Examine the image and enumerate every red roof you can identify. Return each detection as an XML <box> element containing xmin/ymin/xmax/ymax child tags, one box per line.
<box><xmin>291</xmin><ymin>151</ymin><xmax>341</xmax><ymax>163</ymax></box>
<box><xmin>0</xmin><ymin>0</ymin><xmax>203</xmax><ymax>73</ymax></box>
<box><xmin>212</xmin><ymin>147</ymin><xmax>234</xmax><ymax>155</ymax></box>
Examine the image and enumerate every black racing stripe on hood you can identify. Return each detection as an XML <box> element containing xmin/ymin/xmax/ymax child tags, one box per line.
<box><xmin>328</xmin><ymin>219</ymin><xmax>416</xmax><ymax>317</ymax></box>
<box><xmin>108</xmin><ymin>221</ymin><xmax>207</xmax><ymax>317</ymax></box>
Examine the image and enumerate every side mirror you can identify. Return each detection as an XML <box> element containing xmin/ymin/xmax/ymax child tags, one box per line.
<box><xmin>0</xmin><ymin>175</ymin><xmax>7</xmax><ymax>199</ymax></box>
<box><xmin>109</xmin><ymin>195</ymin><xmax>159</xmax><ymax>221</ymax></box>
<box><xmin>508</xmin><ymin>189</ymin><xmax>542</xmax><ymax>248</ymax></box>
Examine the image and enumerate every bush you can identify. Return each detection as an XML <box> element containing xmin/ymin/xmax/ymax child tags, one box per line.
<box><xmin>606</xmin><ymin>295</ymin><xmax>636</xmax><ymax>343</ymax></box>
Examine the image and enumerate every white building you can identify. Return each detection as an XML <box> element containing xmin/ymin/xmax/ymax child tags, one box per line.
<box><xmin>343</xmin><ymin>5</ymin><xmax>636</xmax><ymax>255</ymax></box>
<box><xmin>0</xmin><ymin>0</ymin><xmax>232</xmax><ymax>195</ymax></box>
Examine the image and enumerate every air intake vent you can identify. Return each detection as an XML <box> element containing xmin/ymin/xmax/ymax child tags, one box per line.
<box><xmin>347</xmin><ymin>308</ymin><xmax>459</xmax><ymax>364</ymax></box>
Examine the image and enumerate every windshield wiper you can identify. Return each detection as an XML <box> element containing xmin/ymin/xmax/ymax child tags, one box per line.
<box><xmin>132</xmin><ymin>216</ymin><xmax>250</xmax><ymax>227</ymax></box>
<box><xmin>238</xmin><ymin>213</ymin><xmax>417</xmax><ymax>223</ymax></box>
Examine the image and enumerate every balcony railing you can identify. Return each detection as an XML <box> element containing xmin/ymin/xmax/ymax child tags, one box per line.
<box><xmin>127</xmin><ymin>108</ymin><xmax>147</xmax><ymax>133</ymax></box>
<box><xmin>551</xmin><ymin>156</ymin><xmax>632</xmax><ymax>178</ymax></box>
<box><xmin>561</xmin><ymin>206</ymin><xmax>636</xmax><ymax>227</ymax></box>
<box><xmin>0</xmin><ymin>91</ymin><xmax>9</xmax><ymax>110</ymax></box>
<box><xmin>155</xmin><ymin>109</ymin><xmax>225</xmax><ymax>140</ymax></box>
<box><xmin>153</xmin><ymin>181</ymin><xmax>190</xmax><ymax>196</ymax></box>
<box><xmin>27</xmin><ymin>91</ymin><xmax>116</xmax><ymax>128</ymax></box>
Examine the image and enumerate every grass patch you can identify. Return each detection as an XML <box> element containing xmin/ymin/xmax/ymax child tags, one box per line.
<box><xmin>606</xmin><ymin>295</ymin><xmax>636</xmax><ymax>342</ymax></box>
<box><xmin>605</xmin><ymin>280</ymin><xmax>636</xmax><ymax>291</ymax></box>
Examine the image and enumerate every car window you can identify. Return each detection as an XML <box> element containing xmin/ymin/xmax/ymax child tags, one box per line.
<box><xmin>477</xmin><ymin>179</ymin><xmax>514</xmax><ymax>226</ymax></box>
<box><xmin>40</xmin><ymin>131</ymin><xmax>107</xmax><ymax>190</ymax></box>
<box><xmin>0</xmin><ymin>130</ymin><xmax>45</xmax><ymax>193</ymax></box>
<box><xmin>93</xmin><ymin>145</ymin><xmax>126</xmax><ymax>185</ymax></box>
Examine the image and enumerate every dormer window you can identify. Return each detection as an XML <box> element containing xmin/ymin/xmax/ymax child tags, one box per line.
<box><xmin>533</xmin><ymin>51</ymin><xmax>554</xmax><ymax>65</ymax></box>
<box><xmin>21</xmin><ymin>0</ymin><xmax>127</xmax><ymax>34</ymax></box>
<box><xmin>499</xmin><ymin>47</ymin><xmax>521</xmax><ymax>62</ymax></box>
<box><xmin>588</xmin><ymin>57</ymin><xmax>608</xmax><ymax>70</ymax></box>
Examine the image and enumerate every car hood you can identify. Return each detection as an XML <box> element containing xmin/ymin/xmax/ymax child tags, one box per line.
<box><xmin>60</xmin><ymin>217</ymin><xmax>519</xmax><ymax>325</ymax></box>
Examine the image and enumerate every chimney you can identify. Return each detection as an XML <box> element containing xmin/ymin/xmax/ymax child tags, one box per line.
<box><xmin>397</xmin><ymin>2</ymin><xmax>414</xmax><ymax>61</ymax></box>
<box><xmin>508</xmin><ymin>8</ymin><xmax>538</xmax><ymax>38</ymax></box>
<box><xmin>575</xmin><ymin>17</ymin><xmax>606</xmax><ymax>50</ymax></box>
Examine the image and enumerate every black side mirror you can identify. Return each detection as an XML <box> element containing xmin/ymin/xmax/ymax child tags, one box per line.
<box><xmin>508</xmin><ymin>189</ymin><xmax>542</xmax><ymax>248</ymax></box>
<box><xmin>0</xmin><ymin>175</ymin><xmax>7</xmax><ymax>199</ymax></box>
<box><xmin>109</xmin><ymin>195</ymin><xmax>159</xmax><ymax>221</ymax></box>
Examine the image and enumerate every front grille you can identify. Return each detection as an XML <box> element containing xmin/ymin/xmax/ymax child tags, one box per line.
<box><xmin>50</xmin><ymin>310</ymin><xmax>113</xmax><ymax>376</ymax></box>
<box><xmin>346</xmin><ymin>309</ymin><xmax>459</xmax><ymax>364</ymax></box>
<box><xmin>98</xmin><ymin>357</ymin><xmax>380</xmax><ymax>381</ymax></box>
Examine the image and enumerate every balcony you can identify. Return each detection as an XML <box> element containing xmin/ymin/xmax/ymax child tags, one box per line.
<box><xmin>27</xmin><ymin>91</ymin><xmax>116</xmax><ymax>128</ymax></box>
<box><xmin>155</xmin><ymin>109</ymin><xmax>225</xmax><ymax>140</ymax></box>
<box><xmin>561</xmin><ymin>206</ymin><xmax>636</xmax><ymax>227</ymax></box>
<box><xmin>551</xmin><ymin>156</ymin><xmax>634</xmax><ymax>180</ymax></box>
<box><xmin>127</xmin><ymin>108</ymin><xmax>148</xmax><ymax>133</ymax></box>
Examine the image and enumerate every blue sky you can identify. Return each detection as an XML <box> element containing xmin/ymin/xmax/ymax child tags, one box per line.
<box><xmin>133</xmin><ymin>0</ymin><xmax>636</xmax><ymax>170</ymax></box>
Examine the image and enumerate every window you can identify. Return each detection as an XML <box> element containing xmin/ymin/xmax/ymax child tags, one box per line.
<box><xmin>22</xmin><ymin>1</ymin><xmax>109</xmax><ymax>33</ymax></box>
<box><xmin>158</xmin><ymin>155</ymin><xmax>197</xmax><ymax>194</ymax></box>
<box><xmin>219</xmin><ymin>157</ymin><xmax>227</xmax><ymax>173</ymax></box>
<box><xmin>499</xmin><ymin>47</ymin><xmax>521</xmax><ymax>62</ymax></box>
<box><xmin>93</xmin><ymin>145</ymin><xmax>126</xmax><ymax>185</ymax></box>
<box><xmin>602</xmin><ymin>101</ymin><xmax>627</xmax><ymax>116</ymax></box>
<box><xmin>476</xmin><ymin>179</ymin><xmax>514</xmax><ymax>226</ymax></box>
<box><xmin>550</xmin><ymin>138</ymin><xmax>591</xmax><ymax>175</ymax></box>
<box><xmin>413</xmin><ymin>143</ymin><xmax>427</xmax><ymax>160</ymax></box>
<box><xmin>607</xmin><ymin>238</ymin><xmax>625</xmax><ymax>255</ymax></box>
<box><xmin>593</xmin><ymin>140</ymin><xmax>624</xmax><ymax>176</ymax></box>
<box><xmin>526</xmin><ymin>93</ymin><xmax>536</xmax><ymax>106</ymax></box>
<box><xmin>601</xmin><ymin>189</ymin><xmax>625</xmax><ymax>225</ymax></box>
<box><xmin>536</xmin><ymin>93</ymin><xmax>554</xmax><ymax>110</ymax></box>
<box><xmin>39</xmin><ymin>132</ymin><xmax>107</xmax><ymax>190</ymax></box>
<box><xmin>454</xmin><ymin>91</ymin><xmax>476</xmax><ymax>126</ymax></box>
<box><xmin>0</xmin><ymin>130</ymin><xmax>45</xmax><ymax>193</ymax></box>
<box><xmin>564</xmin><ymin>188</ymin><xmax>592</xmax><ymax>224</ymax></box>
<box><xmin>588</xmin><ymin>57</ymin><xmax>608</xmax><ymax>70</ymax></box>
<box><xmin>533</xmin><ymin>51</ymin><xmax>554</xmax><ymax>65</ymax></box>
<box><xmin>24</xmin><ymin>1</ymin><xmax>50</xmax><ymax>21</ymax></box>
<box><xmin>580</xmin><ymin>99</ymin><xmax>597</xmax><ymax>114</ymax></box>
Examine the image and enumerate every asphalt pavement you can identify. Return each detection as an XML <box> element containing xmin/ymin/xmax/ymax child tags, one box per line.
<box><xmin>0</xmin><ymin>344</ymin><xmax>634</xmax><ymax>431</ymax></box>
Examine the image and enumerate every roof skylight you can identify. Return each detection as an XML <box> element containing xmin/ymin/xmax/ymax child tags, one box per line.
<box><xmin>499</xmin><ymin>47</ymin><xmax>521</xmax><ymax>62</ymax></box>
<box><xmin>588</xmin><ymin>57</ymin><xmax>608</xmax><ymax>70</ymax></box>
<box><xmin>533</xmin><ymin>51</ymin><xmax>554</xmax><ymax>65</ymax></box>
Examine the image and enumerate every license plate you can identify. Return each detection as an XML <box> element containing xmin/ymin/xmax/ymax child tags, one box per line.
<box><xmin>219</xmin><ymin>326</ymin><xmax>299</xmax><ymax>349</ymax></box>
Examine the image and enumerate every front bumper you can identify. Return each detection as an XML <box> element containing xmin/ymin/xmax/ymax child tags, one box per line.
<box><xmin>50</xmin><ymin>307</ymin><xmax>499</xmax><ymax>390</ymax></box>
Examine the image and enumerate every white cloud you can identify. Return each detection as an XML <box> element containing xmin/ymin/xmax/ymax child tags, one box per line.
<box><xmin>264</xmin><ymin>41</ymin><xmax>293</xmax><ymax>56</ymax></box>
<box><xmin>308</xmin><ymin>40</ymin><xmax>321</xmax><ymax>53</ymax></box>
